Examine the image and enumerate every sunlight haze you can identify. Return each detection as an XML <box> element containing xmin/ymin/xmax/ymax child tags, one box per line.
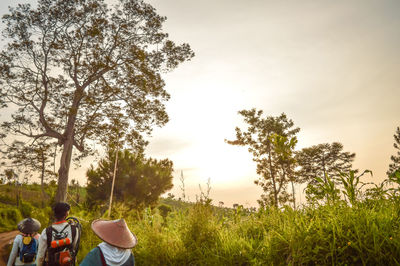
<box><xmin>1</xmin><ymin>0</ymin><xmax>399</xmax><ymax>207</ymax></box>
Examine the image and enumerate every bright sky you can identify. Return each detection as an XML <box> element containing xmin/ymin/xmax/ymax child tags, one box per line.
<box><xmin>1</xmin><ymin>0</ymin><xmax>400</xmax><ymax>207</ymax></box>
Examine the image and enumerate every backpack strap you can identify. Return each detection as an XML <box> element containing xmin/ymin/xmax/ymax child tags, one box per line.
<box><xmin>70</xmin><ymin>224</ymin><xmax>76</xmax><ymax>244</ymax></box>
<box><xmin>97</xmin><ymin>246</ymin><xmax>107</xmax><ymax>266</ymax></box>
<box><xmin>45</xmin><ymin>226</ymin><xmax>52</xmax><ymax>249</ymax></box>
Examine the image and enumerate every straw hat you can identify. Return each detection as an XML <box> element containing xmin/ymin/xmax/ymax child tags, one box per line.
<box><xmin>17</xmin><ymin>218</ymin><xmax>41</xmax><ymax>234</ymax></box>
<box><xmin>91</xmin><ymin>219</ymin><xmax>137</xmax><ymax>249</ymax></box>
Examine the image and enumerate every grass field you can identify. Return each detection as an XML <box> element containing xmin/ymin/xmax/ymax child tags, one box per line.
<box><xmin>1</xmin><ymin>183</ymin><xmax>400</xmax><ymax>265</ymax></box>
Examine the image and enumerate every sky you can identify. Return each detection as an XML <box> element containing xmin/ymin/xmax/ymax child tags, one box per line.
<box><xmin>1</xmin><ymin>0</ymin><xmax>400</xmax><ymax>207</ymax></box>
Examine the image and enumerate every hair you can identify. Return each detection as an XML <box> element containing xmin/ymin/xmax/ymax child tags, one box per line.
<box><xmin>53</xmin><ymin>202</ymin><xmax>71</xmax><ymax>221</ymax></box>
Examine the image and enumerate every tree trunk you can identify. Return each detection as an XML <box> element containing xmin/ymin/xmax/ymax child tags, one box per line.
<box><xmin>54</xmin><ymin>89</ymin><xmax>82</xmax><ymax>203</ymax></box>
<box><xmin>54</xmin><ymin>138</ymin><xmax>74</xmax><ymax>202</ymax></box>
<box><xmin>268</xmin><ymin>153</ymin><xmax>278</xmax><ymax>207</ymax></box>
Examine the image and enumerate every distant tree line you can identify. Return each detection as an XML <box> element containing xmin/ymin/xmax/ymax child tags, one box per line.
<box><xmin>227</xmin><ymin>108</ymin><xmax>400</xmax><ymax>208</ymax></box>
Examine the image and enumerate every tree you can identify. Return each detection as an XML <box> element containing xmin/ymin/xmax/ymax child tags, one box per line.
<box><xmin>1</xmin><ymin>139</ymin><xmax>57</xmax><ymax>200</ymax></box>
<box><xmin>295</xmin><ymin>142</ymin><xmax>355</xmax><ymax>184</ymax></box>
<box><xmin>270</xmin><ymin>133</ymin><xmax>298</xmax><ymax>209</ymax></box>
<box><xmin>0</xmin><ymin>0</ymin><xmax>194</xmax><ymax>202</ymax></box>
<box><xmin>387</xmin><ymin>127</ymin><xmax>400</xmax><ymax>177</ymax></box>
<box><xmin>86</xmin><ymin>148</ymin><xmax>174</xmax><ymax>210</ymax></box>
<box><xmin>226</xmin><ymin>109</ymin><xmax>300</xmax><ymax>207</ymax></box>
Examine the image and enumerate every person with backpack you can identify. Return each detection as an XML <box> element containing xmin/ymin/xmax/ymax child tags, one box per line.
<box><xmin>79</xmin><ymin>219</ymin><xmax>137</xmax><ymax>266</ymax></box>
<box><xmin>7</xmin><ymin>217</ymin><xmax>41</xmax><ymax>266</ymax></box>
<box><xmin>36</xmin><ymin>202</ymin><xmax>80</xmax><ymax>266</ymax></box>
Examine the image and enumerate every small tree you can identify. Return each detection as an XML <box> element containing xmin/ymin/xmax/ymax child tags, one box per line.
<box><xmin>1</xmin><ymin>139</ymin><xmax>57</xmax><ymax>200</ymax></box>
<box><xmin>305</xmin><ymin>174</ymin><xmax>340</xmax><ymax>205</ymax></box>
<box><xmin>338</xmin><ymin>169</ymin><xmax>372</xmax><ymax>205</ymax></box>
<box><xmin>387</xmin><ymin>127</ymin><xmax>400</xmax><ymax>177</ymax></box>
<box><xmin>0</xmin><ymin>0</ymin><xmax>194</xmax><ymax>202</ymax></box>
<box><xmin>86</xmin><ymin>148</ymin><xmax>174</xmax><ymax>210</ymax></box>
<box><xmin>226</xmin><ymin>109</ymin><xmax>300</xmax><ymax>207</ymax></box>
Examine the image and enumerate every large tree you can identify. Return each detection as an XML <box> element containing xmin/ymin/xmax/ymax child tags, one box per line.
<box><xmin>295</xmin><ymin>142</ymin><xmax>355</xmax><ymax>184</ymax></box>
<box><xmin>226</xmin><ymin>109</ymin><xmax>300</xmax><ymax>207</ymax></box>
<box><xmin>387</xmin><ymin>127</ymin><xmax>400</xmax><ymax>177</ymax></box>
<box><xmin>0</xmin><ymin>0</ymin><xmax>194</xmax><ymax>202</ymax></box>
<box><xmin>86</xmin><ymin>148</ymin><xmax>174</xmax><ymax>210</ymax></box>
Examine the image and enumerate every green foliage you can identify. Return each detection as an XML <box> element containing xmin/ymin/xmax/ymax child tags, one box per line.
<box><xmin>387</xmin><ymin>127</ymin><xmax>400</xmax><ymax>177</ymax></box>
<box><xmin>18</xmin><ymin>200</ymin><xmax>33</xmax><ymax>218</ymax></box>
<box><xmin>296</xmin><ymin>142</ymin><xmax>356</xmax><ymax>184</ymax></box>
<box><xmin>226</xmin><ymin>109</ymin><xmax>300</xmax><ymax>207</ymax></box>
<box><xmin>305</xmin><ymin>174</ymin><xmax>340</xmax><ymax>205</ymax></box>
<box><xmin>2</xmin><ymin>188</ymin><xmax>400</xmax><ymax>265</ymax></box>
<box><xmin>133</xmin><ymin>200</ymin><xmax>400</xmax><ymax>265</ymax></box>
<box><xmin>0</xmin><ymin>206</ymin><xmax>22</xmax><ymax>232</ymax></box>
<box><xmin>157</xmin><ymin>204</ymin><xmax>172</xmax><ymax>220</ymax></box>
<box><xmin>388</xmin><ymin>169</ymin><xmax>400</xmax><ymax>196</ymax></box>
<box><xmin>86</xmin><ymin>149</ymin><xmax>174</xmax><ymax>210</ymax></box>
<box><xmin>338</xmin><ymin>170</ymin><xmax>372</xmax><ymax>205</ymax></box>
<box><xmin>0</xmin><ymin>140</ymin><xmax>57</xmax><ymax>190</ymax></box>
<box><xmin>0</xmin><ymin>0</ymin><xmax>194</xmax><ymax>202</ymax></box>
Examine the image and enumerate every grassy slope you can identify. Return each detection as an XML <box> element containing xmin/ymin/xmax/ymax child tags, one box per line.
<box><xmin>1</xmin><ymin>185</ymin><xmax>400</xmax><ymax>264</ymax></box>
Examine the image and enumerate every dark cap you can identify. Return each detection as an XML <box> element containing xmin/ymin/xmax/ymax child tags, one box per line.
<box><xmin>53</xmin><ymin>202</ymin><xmax>70</xmax><ymax>216</ymax></box>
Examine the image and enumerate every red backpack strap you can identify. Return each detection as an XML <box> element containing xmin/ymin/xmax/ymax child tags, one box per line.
<box><xmin>97</xmin><ymin>246</ymin><xmax>107</xmax><ymax>266</ymax></box>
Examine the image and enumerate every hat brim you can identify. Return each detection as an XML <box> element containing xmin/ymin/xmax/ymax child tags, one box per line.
<box><xmin>17</xmin><ymin>218</ymin><xmax>41</xmax><ymax>234</ymax></box>
<box><xmin>91</xmin><ymin>219</ymin><xmax>137</xmax><ymax>249</ymax></box>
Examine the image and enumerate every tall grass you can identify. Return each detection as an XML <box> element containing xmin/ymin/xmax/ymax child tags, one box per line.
<box><xmin>72</xmin><ymin>198</ymin><xmax>400</xmax><ymax>265</ymax></box>
<box><xmin>2</xmin><ymin>183</ymin><xmax>400</xmax><ymax>264</ymax></box>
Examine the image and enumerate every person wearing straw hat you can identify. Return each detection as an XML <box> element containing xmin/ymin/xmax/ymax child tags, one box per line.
<box><xmin>80</xmin><ymin>219</ymin><xmax>137</xmax><ymax>266</ymax></box>
<box><xmin>7</xmin><ymin>218</ymin><xmax>41</xmax><ymax>266</ymax></box>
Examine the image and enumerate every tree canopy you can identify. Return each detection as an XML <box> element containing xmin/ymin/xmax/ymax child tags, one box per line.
<box><xmin>0</xmin><ymin>0</ymin><xmax>194</xmax><ymax>202</ymax></box>
<box><xmin>295</xmin><ymin>142</ymin><xmax>356</xmax><ymax>184</ymax></box>
<box><xmin>86</xmin><ymin>148</ymin><xmax>174</xmax><ymax>210</ymax></box>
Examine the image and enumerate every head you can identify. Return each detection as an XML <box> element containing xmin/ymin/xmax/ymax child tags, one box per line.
<box><xmin>18</xmin><ymin>218</ymin><xmax>41</xmax><ymax>235</ymax></box>
<box><xmin>53</xmin><ymin>202</ymin><xmax>70</xmax><ymax>221</ymax></box>
<box><xmin>91</xmin><ymin>219</ymin><xmax>137</xmax><ymax>249</ymax></box>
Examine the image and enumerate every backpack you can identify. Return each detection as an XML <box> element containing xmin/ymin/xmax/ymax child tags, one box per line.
<box><xmin>45</xmin><ymin>223</ymin><xmax>77</xmax><ymax>266</ymax></box>
<box><xmin>19</xmin><ymin>236</ymin><xmax>38</xmax><ymax>263</ymax></box>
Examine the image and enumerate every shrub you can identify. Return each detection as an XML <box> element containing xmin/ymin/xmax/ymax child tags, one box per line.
<box><xmin>0</xmin><ymin>207</ymin><xmax>22</xmax><ymax>232</ymax></box>
<box><xmin>19</xmin><ymin>200</ymin><xmax>33</xmax><ymax>218</ymax></box>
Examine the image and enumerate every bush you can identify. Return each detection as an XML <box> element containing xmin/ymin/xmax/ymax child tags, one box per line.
<box><xmin>19</xmin><ymin>201</ymin><xmax>33</xmax><ymax>218</ymax></box>
<box><xmin>0</xmin><ymin>207</ymin><xmax>22</xmax><ymax>232</ymax></box>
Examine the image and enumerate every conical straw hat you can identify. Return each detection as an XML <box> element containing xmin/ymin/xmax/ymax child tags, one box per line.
<box><xmin>17</xmin><ymin>218</ymin><xmax>41</xmax><ymax>234</ymax></box>
<box><xmin>91</xmin><ymin>219</ymin><xmax>137</xmax><ymax>249</ymax></box>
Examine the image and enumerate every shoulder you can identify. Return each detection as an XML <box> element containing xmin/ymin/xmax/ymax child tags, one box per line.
<box><xmin>39</xmin><ymin>227</ymin><xmax>49</xmax><ymax>239</ymax></box>
<box><xmin>80</xmin><ymin>247</ymin><xmax>101</xmax><ymax>266</ymax></box>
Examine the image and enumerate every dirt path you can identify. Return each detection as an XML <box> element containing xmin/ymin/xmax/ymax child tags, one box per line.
<box><xmin>0</xmin><ymin>231</ymin><xmax>18</xmax><ymax>266</ymax></box>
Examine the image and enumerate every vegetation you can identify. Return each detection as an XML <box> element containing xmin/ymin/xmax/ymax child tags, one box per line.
<box><xmin>86</xmin><ymin>148</ymin><xmax>174</xmax><ymax>210</ymax></box>
<box><xmin>226</xmin><ymin>109</ymin><xmax>300</xmax><ymax>207</ymax></box>
<box><xmin>296</xmin><ymin>142</ymin><xmax>356</xmax><ymax>185</ymax></box>
<box><xmin>0</xmin><ymin>0</ymin><xmax>397</xmax><ymax>264</ymax></box>
<box><xmin>387</xmin><ymin>127</ymin><xmax>400</xmax><ymax>177</ymax></box>
<box><xmin>0</xmin><ymin>0</ymin><xmax>194</xmax><ymax>202</ymax></box>
<box><xmin>1</xmin><ymin>166</ymin><xmax>400</xmax><ymax>264</ymax></box>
